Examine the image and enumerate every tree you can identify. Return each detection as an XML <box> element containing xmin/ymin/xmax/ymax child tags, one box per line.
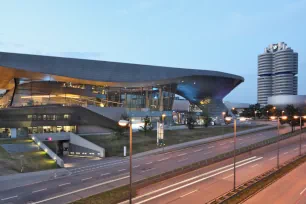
<box><xmin>139</xmin><ymin>116</ymin><xmax>153</xmax><ymax>136</ymax></box>
<box><xmin>281</xmin><ymin>105</ymin><xmax>300</xmax><ymax>132</ymax></box>
<box><xmin>186</xmin><ymin>115</ymin><xmax>196</xmax><ymax>129</ymax></box>
<box><xmin>231</xmin><ymin>108</ymin><xmax>238</xmax><ymax>115</ymax></box>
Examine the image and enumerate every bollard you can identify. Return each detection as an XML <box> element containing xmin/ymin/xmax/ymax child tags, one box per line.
<box><xmin>123</xmin><ymin>146</ymin><xmax>127</xmax><ymax>157</ymax></box>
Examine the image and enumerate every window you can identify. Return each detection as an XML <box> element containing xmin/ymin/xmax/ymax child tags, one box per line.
<box><xmin>43</xmin><ymin>115</ymin><xmax>47</xmax><ymax>120</ymax></box>
<box><xmin>27</xmin><ymin>115</ymin><xmax>32</xmax><ymax>120</ymax></box>
<box><xmin>64</xmin><ymin>114</ymin><xmax>70</xmax><ymax>119</ymax></box>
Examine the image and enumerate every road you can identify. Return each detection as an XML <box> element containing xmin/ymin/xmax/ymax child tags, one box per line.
<box><xmin>245</xmin><ymin>154</ymin><xmax>306</xmax><ymax>204</ymax></box>
<box><xmin>0</xmin><ymin>125</ymin><xmax>294</xmax><ymax>204</ymax></box>
<box><xmin>121</xmin><ymin>131</ymin><xmax>306</xmax><ymax>204</ymax></box>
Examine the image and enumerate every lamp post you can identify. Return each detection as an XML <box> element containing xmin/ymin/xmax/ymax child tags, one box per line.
<box><xmin>225</xmin><ymin>116</ymin><xmax>246</xmax><ymax>191</ymax></box>
<box><xmin>270</xmin><ymin>115</ymin><xmax>287</xmax><ymax>168</ymax></box>
<box><xmin>282</xmin><ymin>110</ymin><xmax>285</xmax><ymax>116</ymax></box>
<box><xmin>267</xmin><ymin>110</ymin><xmax>269</xmax><ymax>120</ymax></box>
<box><xmin>161</xmin><ymin>113</ymin><xmax>166</xmax><ymax>152</ymax></box>
<box><xmin>118</xmin><ymin>119</ymin><xmax>133</xmax><ymax>204</ymax></box>
<box><xmin>293</xmin><ymin>116</ymin><xmax>306</xmax><ymax>156</ymax></box>
<box><xmin>222</xmin><ymin>112</ymin><xmax>226</xmax><ymax>135</ymax></box>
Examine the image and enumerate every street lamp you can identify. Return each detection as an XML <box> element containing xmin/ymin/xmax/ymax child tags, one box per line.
<box><xmin>282</xmin><ymin>110</ymin><xmax>285</xmax><ymax>116</ymax></box>
<box><xmin>118</xmin><ymin>119</ymin><xmax>133</xmax><ymax>204</ymax></box>
<box><xmin>270</xmin><ymin>115</ymin><xmax>287</xmax><ymax>168</ymax></box>
<box><xmin>293</xmin><ymin>116</ymin><xmax>306</xmax><ymax>156</ymax></box>
<box><xmin>225</xmin><ymin>116</ymin><xmax>246</xmax><ymax>191</ymax></box>
<box><xmin>267</xmin><ymin>110</ymin><xmax>269</xmax><ymax>120</ymax></box>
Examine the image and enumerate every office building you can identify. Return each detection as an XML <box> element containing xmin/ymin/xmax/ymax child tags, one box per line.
<box><xmin>258</xmin><ymin>42</ymin><xmax>298</xmax><ymax>105</ymax></box>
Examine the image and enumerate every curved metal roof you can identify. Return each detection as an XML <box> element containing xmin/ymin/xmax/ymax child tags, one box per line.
<box><xmin>0</xmin><ymin>51</ymin><xmax>243</xmax><ymax>82</ymax></box>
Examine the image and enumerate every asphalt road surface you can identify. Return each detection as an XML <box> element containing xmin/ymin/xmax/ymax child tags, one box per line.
<box><xmin>0</xmin><ymin>125</ymin><xmax>295</xmax><ymax>204</ymax></box>
<box><xmin>245</xmin><ymin>154</ymin><xmax>306</xmax><ymax>204</ymax></box>
<box><xmin>120</xmin><ymin>132</ymin><xmax>306</xmax><ymax>204</ymax></box>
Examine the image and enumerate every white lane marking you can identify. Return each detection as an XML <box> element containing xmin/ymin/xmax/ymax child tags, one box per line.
<box><xmin>118</xmin><ymin>169</ymin><xmax>126</xmax><ymax>172</ymax></box>
<box><xmin>158</xmin><ymin>158</ymin><xmax>170</xmax><ymax>162</ymax></box>
<box><xmin>133</xmin><ymin>165</ymin><xmax>140</xmax><ymax>168</ymax></box>
<box><xmin>220</xmin><ymin>143</ymin><xmax>225</xmax><ymax>146</ymax></box>
<box><xmin>178</xmin><ymin>153</ymin><xmax>187</xmax><ymax>157</ymax></box>
<box><xmin>294</xmin><ymin>148</ymin><xmax>299</xmax><ymax>151</ymax></box>
<box><xmin>203</xmin><ymin>151</ymin><xmax>212</xmax><ymax>155</ymax></box>
<box><xmin>82</xmin><ymin>177</ymin><xmax>92</xmax><ymax>181</ymax></box>
<box><xmin>32</xmin><ymin>176</ymin><xmax>129</xmax><ymax>204</ymax></box>
<box><xmin>32</xmin><ymin>188</ymin><xmax>47</xmax><ymax>193</ymax></box>
<box><xmin>269</xmin><ymin>157</ymin><xmax>276</xmax><ymax>160</ymax></box>
<box><xmin>141</xmin><ymin>168</ymin><xmax>156</xmax><ymax>173</ymax></box>
<box><xmin>59</xmin><ymin>182</ymin><xmax>71</xmax><ymax>187</ymax></box>
<box><xmin>238</xmin><ymin>138</ymin><xmax>243</xmax><ymax>141</ymax></box>
<box><xmin>1</xmin><ymin>195</ymin><xmax>18</xmax><ymax>201</ymax></box>
<box><xmin>251</xmin><ymin>164</ymin><xmax>258</xmax><ymax>168</ymax></box>
<box><xmin>222</xmin><ymin>174</ymin><xmax>233</xmax><ymax>179</ymax></box>
<box><xmin>300</xmin><ymin>187</ymin><xmax>306</xmax><ymax>195</ymax></box>
<box><xmin>240</xmin><ymin>142</ymin><xmax>245</xmax><ymax>145</ymax></box>
<box><xmin>70</xmin><ymin>159</ymin><xmax>127</xmax><ymax>172</ymax></box>
<box><xmin>283</xmin><ymin>152</ymin><xmax>288</xmax><ymax>155</ymax></box>
<box><xmin>180</xmin><ymin>189</ymin><xmax>198</xmax><ymax>198</ymax></box>
<box><xmin>146</xmin><ymin>162</ymin><xmax>153</xmax><ymax>165</ymax></box>
<box><xmin>125</xmin><ymin>157</ymin><xmax>258</xmax><ymax>203</ymax></box>
<box><xmin>208</xmin><ymin>146</ymin><xmax>215</xmax><ymax>149</ymax></box>
<box><xmin>178</xmin><ymin>158</ymin><xmax>188</xmax><ymax>162</ymax></box>
<box><xmin>135</xmin><ymin>157</ymin><xmax>263</xmax><ymax>204</ymax></box>
<box><xmin>193</xmin><ymin>149</ymin><xmax>203</xmax><ymax>153</ymax></box>
<box><xmin>101</xmin><ymin>173</ymin><xmax>111</xmax><ymax>176</ymax></box>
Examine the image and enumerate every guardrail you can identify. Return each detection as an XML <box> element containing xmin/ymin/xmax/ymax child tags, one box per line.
<box><xmin>31</xmin><ymin>135</ymin><xmax>65</xmax><ymax>167</ymax></box>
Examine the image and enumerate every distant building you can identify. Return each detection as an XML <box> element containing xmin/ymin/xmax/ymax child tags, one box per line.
<box><xmin>268</xmin><ymin>95</ymin><xmax>306</xmax><ymax>109</ymax></box>
<box><xmin>258</xmin><ymin>42</ymin><xmax>298</xmax><ymax>105</ymax></box>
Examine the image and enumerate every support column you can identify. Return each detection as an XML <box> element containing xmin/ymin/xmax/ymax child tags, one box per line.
<box><xmin>145</xmin><ymin>89</ymin><xmax>149</xmax><ymax>109</ymax></box>
<box><xmin>10</xmin><ymin>128</ymin><xmax>17</xmax><ymax>138</ymax></box>
<box><xmin>159</xmin><ymin>87</ymin><xmax>163</xmax><ymax>111</ymax></box>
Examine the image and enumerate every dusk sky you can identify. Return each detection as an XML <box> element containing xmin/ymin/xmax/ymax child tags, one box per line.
<box><xmin>0</xmin><ymin>0</ymin><xmax>305</xmax><ymax>103</ymax></box>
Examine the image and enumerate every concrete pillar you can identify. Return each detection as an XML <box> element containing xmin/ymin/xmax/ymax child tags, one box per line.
<box><xmin>145</xmin><ymin>89</ymin><xmax>149</xmax><ymax>108</ymax></box>
<box><xmin>159</xmin><ymin>87</ymin><xmax>163</xmax><ymax>111</ymax></box>
<box><xmin>10</xmin><ymin>128</ymin><xmax>17</xmax><ymax>138</ymax></box>
<box><xmin>125</xmin><ymin>93</ymin><xmax>128</xmax><ymax>108</ymax></box>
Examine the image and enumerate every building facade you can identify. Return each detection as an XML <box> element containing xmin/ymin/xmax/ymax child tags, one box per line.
<box><xmin>258</xmin><ymin>42</ymin><xmax>298</xmax><ymax>105</ymax></box>
<box><xmin>0</xmin><ymin>52</ymin><xmax>244</xmax><ymax>137</ymax></box>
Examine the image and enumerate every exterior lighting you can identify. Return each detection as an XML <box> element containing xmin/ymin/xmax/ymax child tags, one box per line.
<box><xmin>31</xmin><ymin>137</ymin><xmax>34</xmax><ymax>140</ymax></box>
<box><xmin>222</xmin><ymin>112</ymin><xmax>226</xmax><ymax>115</ymax></box>
<box><xmin>239</xmin><ymin>117</ymin><xmax>246</xmax><ymax>122</ymax></box>
<box><xmin>303</xmin><ymin>116</ymin><xmax>306</xmax><ymax>119</ymax></box>
<box><xmin>294</xmin><ymin>116</ymin><xmax>299</xmax><ymax>119</ymax></box>
<box><xmin>273</xmin><ymin>107</ymin><xmax>276</xmax><ymax>110</ymax></box>
<box><xmin>162</xmin><ymin>113</ymin><xmax>166</xmax><ymax>118</ymax></box>
<box><xmin>270</xmin><ymin>116</ymin><xmax>276</xmax><ymax>120</ymax></box>
<box><xmin>232</xmin><ymin>107</ymin><xmax>235</xmax><ymax>110</ymax></box>
<box><xmin>194</xmin><ymin>82</ymin><xmax>196</xmax><ymax>84</ymax></box>
<box><xmin>45</xmin><ymin>149</ymin><xmax>48</xmax><ymax>153</ymax></box>
<box><xmin>281</xmin><ymin>116</ymin><xmax>288</xmax><ymax>120</ymax></box>
<box><xmin>100</xmin><ymin>103</ymin><xmax>105</xmax><ymax>107</ymax></box>
<box><xmin>118</xmin><ymin>120</ymin><xmax>129</xmax><ymax>127</ymax></box>
<box><xmin>225</xmin><ymin>117</ymin><xmax>232</xmax><ymax>121</ymax></box>
<box><xmin>37</xmin><ymin>142</ymin><xmax>41</xmax><ymax>145</ymax></box>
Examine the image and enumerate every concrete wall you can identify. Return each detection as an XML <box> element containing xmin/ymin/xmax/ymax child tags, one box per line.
<box><xmin>32</xmin><ymin>132</ymin><xmax>70</xmax><ymax>141</ymax></box>
<box><xmin>77</xmin><ymin>125</ymin><xmax>112</xmax><ymax>134</ymax></box>
<box><xmin>86</xmin><ymin>106</ymin><xmax>126</xmax><ymax>122</ymax></box>
<box><xmin>69</xmin><ymin>132</ymin><xmax>105</xmax><ymax>157</ymax></box>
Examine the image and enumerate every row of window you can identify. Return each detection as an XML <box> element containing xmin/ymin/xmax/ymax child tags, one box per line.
<box><xmin>27</xmin><ymin>114</ymin><xmax>70</xmax><ymax>121</ymax></box>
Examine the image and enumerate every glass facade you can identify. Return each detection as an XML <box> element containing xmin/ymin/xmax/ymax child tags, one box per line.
<box><xmin>1</xmin><ymin>79</ymin><xmax>176</xmax><ymax>112</ymax></box>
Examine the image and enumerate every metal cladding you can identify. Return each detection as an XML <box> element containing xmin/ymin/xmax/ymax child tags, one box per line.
<box><xmin>0</xmin><ymin>52</ymin><xmax>244</xmax><ymax>115</ymax></box>
<box><xmin>257</xmin><ymin>42</ymin><xmax>298</xmax><ymax>105</ymax></box>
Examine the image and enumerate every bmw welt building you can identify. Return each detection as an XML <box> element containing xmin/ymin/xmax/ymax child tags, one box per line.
<box><xmin>0</xmin><ymin>52</ymin><xmax>243</xmax><ymax>138</ymax></box>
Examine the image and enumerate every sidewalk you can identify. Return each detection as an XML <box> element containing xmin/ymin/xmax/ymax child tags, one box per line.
<box><xmin>133</xmin><ymin>125</ymin><xmax>276</xmax><ymax>158</ymax></box>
